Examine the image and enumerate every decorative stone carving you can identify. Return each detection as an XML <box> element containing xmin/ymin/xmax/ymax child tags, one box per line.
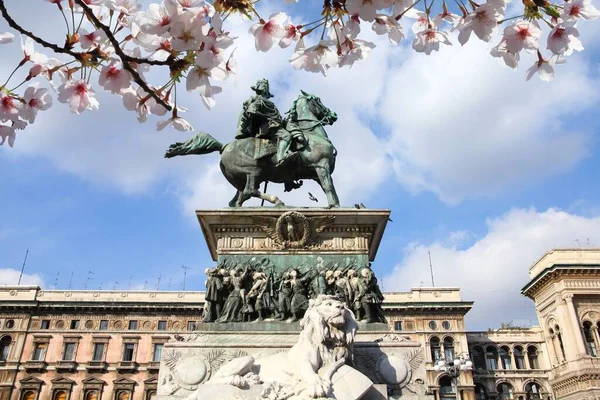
<box><xmin>252</xmin><ymin>212</ymin><xmax>335</xmax><ymax>249</ymax></box>
<box><xmin>180</xmin><ymin>295</ymin><xmax>368</xmax><ymax>400</ymax></box>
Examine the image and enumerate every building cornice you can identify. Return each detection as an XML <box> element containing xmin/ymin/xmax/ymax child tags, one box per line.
<box><xmin>521</xmin><ymin>265</ymin><xmax>600</xmax><ymax>298</ymax></box>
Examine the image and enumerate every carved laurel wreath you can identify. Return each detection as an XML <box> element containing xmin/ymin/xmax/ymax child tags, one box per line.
<box><xmin>275</xmin><ymin>211</ymin><xmax>310</xmax><ymax>248</ymax></box>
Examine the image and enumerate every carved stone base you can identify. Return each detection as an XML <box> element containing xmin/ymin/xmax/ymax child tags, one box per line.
<box><xmin>156</xmin><ymin>323</ymin><xmax>429</xmax><ymax>399</ymax></box>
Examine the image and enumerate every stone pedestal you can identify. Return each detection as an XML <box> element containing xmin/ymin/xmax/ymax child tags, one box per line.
<box><xmin>156</xmin><ymin>324</ymin><xmax>431</xmax><ymax>399</ymax></box>
<box><xmin>154</xmin><ymin>208</ymin><xmax>434</xmax><ymax>399</ymax></box>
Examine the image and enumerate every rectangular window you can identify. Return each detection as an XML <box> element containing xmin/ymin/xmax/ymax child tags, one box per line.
<box><xmin>40</xmin><ymin>320</ymin><xmax>50</xmax><ymax>329</ymax></box>
<box><xmin>153</xmin><ymin>343</ymin><xmax>163</xmax><ymax>362</ymax></box>
<box><xmin>158</xmin><ymin>321</ymin><xmax>167</xmax><ymax>331</ymax></box>
<box><xmin>122</xmin><ymin>343</ymin><xmax>135</xmax><ymax>361</ymax></box>
<box><xmin>445</xmin><ymin>348</ymin><xmax>455</xmax><ymax>361</ymax></box>
<box><xmin>70</xmin><ymin>320</ymin><xmax>80</xmax><ymax>330</ymax></box>
<box><xmin>99</xmin><ymin>320</ymin><xmax>108</xmax><ymax>330</ymax></box>
<box><xmin>62</xmin><ymin>342</ymin><xmax>76</xmax><ymax>361</ymax></box>
<box><xmin>32</xmin><ymin>343</ymin><xmax>47</xmax><ymax>361</ymax></box>
<box><xmin>92</xmin><ymin>343</ymin><xmax>105</xmax><ymax>361</ymax></box>
<box><xmin>394</xmin><ymin>321</ymin><xmax>403</xmax><ymax>331</ymax></box>
<box><xmin>187</xmin><ymin>321</ymin><xmax>197</xmax><ymax>331</ymax></box>
<box><xmin>128</xmin><ymin>320</ymin><xmax>138</xmax><ymax>330</ymax></box>
<box><xmin>487</xmin><ymin>357</ymin><xmax>497</xmax><ymax>370</ymax></box>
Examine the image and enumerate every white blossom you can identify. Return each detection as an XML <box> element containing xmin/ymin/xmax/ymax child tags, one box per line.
<box><xmin>0</xmin><ymin>32</ymin><xmax>15</xmax><ymax>44</ymax></box>
<box><xmin>21</xmin><ymin>84</ymin><xmax>53</xmax><ymax>123</ymax></box>
<box><xmin>412</xmin><ymin>29</ymin><xmax>452</xmax><ymax>54</ymax></box>
<box><xmin>525</xmin><ymin>52</ymin><xmax>556</xmax><ymax>81</ymax></box>
<box><xmin>502</xmin><ymin>20</ymin><xmax>542</xmax><ymax>54</ymax></box>
<box><xmin>57</xmin><ymin>80</ymin><xmax>99</xmax><ymax>114</ymax></box>
<box><xmin>372</xmin><ymin>15</ymin><xmax>404</xmax><ymax>45</ymax></box>
<box><xmin>547</xmin><ymin>23</ymin><xmax>584</xmax><ymax>55</ymax></box>
<box><xmin>0</xmin><ymin>125</ymin><xmax>16</xmax><ymax>147</ymax></box>
<box><xmin>99</xmin><ymin>61</ymin><xmax>133</xmax><ymax>93</ymax></box>
<box><xmin>289</xmin><ymin>40</ymin><xmax>339</xmax><ymax>76</ymax></box>
<box><xmin>249</xmin><ymin>13</ymin><xmax>288</xmax><ymax>52</ymax></box>
<box><xmin>454</xmin><ymin>3</ymin><xmax>501</xmax><ymax>45</ymax></box>
<box><xmin>339</xmin><ymin>38</ymin><xmax>376</xmax><ymax>67</ymax></box>
<box><xmin>562</xmin><ymin>0</ymin><xmax>600</xmax><ymax>21</ymax></box>
<box><xmin>0</xmin><ymin>93</ymin><xmax>21</xmax><ymax>122</ymax></box>
<box><xmin>490</xmin><ymin>42</ymin><xmax>520</xmax><ymax>69</ymax></box>
<box><xmin>156</xmin><ymin>115</ymin><xmax>194</xmax><ymax>131</ymax></box>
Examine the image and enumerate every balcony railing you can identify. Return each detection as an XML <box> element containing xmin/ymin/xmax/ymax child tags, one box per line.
<box><xmin>24</xmin><ymin>360</ymin><xmax>47</xmax><ymax>371</ymax></box>
<box><xmin>86</xmin><ymin>360</ymin><xmax>108</xmax><ymax>371</ymax></box>
<box><xmin>117</xmin><ymin>361</ymin><xmax>138</xmax><ymax>371</ymax></box>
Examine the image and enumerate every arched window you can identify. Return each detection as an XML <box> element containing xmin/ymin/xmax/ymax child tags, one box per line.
<box><xmin>497</xmin><ymin>382</ymin><xmax>514</xmax><ymax>400</ymax></box>
<box><xmin>444</xmin><ymin>337</ymin><xmax>455</xmax><ymax>361</ymax></box>
<box><xmin>117</xmin><ymin>391</ymin><xmax>130</xmax><ymax>400</ymax></box>
<box><xmin>472</xmin><ymin>346</ymin><xmax>486</xmax><ymax>370</ymax></box>
<box><xmin>145</xmin><ymin>391</ymin><xmax>156</xmax><ymax>400</ymax></box>
<box><xmin>583</xmin><ymin>321</ymin><xmax>597</xmax><ymax>357</ymax></box>
<box><xmin>500</xmin><ymin>346</ymin><xmax>512</xmax><ymax>369</ymax></box>
<box><xmin>53</xmin><ymin>391</ymin><xmax>67</xmax><ymax>400</ymax></box>
<box><xmin>486</xmin><ymin>346</ymin><xmax>498</xmax><ymax>370</ymax></box>
<box><xmin>84</xmin><ymin>391</ymin><xmax>98</xmax><ymax>400</ymax></box>
<box><xmin>514</xmin><ymin>346</ymin><xmax>525</xmax><ymax>369</ymax></box>
<box><xmin>474</xmin><ymin>383</ymin><xmax>488</xmax><ymax>400</ymax></box>
<box><xmin>527</xmin><ymin>346</ymin><xmax>539</xmax><ymax>369</ymax></box>
<box><xmin>21</xmin><ymin>391</ymin><xmax>36</xmax><ymax>400</ymax></box>
<box><xmin>430</xmin><ymin>337</ymin><xmax>442</xmax><ymax>361</ymax></box>
<box><xmin>439</xmin><ymin>375</ymin><xmax>455</xmax><ymax>399</ymax></box>
<box><xmin>0</xmin><ymin>336</ymin><xmax>11</xmax><ymax>361</ymax></box>
<box><xmin>525</xmin><ymin>382</ymin><xmax>542</xmax><ymax>399</ymax></box>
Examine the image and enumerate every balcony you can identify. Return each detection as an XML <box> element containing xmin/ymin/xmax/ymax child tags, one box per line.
<box><xmin>147</xmin><ymin>361</ymin><xmax>160</xmax><ymax>372</ymax></box>
<box><xmin>55</xmin><ymin>360</ymin><xmax>78</xmax><ymax>371</ymax></box>
<box><xmin>116</xmin><ymin>361</ymin><xmax>138</xmax><ymax>372</ymax></box>
<box><xmin>86</xmin><ymin>361</ymin><xmax>108</xmax><ymax>371</ymax></box>
<box><xmin>24</xmin><ymin>360</ymin><xmax>47</xmax><ymax>371</ymax></box>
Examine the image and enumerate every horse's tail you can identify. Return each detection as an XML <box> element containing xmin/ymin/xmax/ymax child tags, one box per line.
<box><xmin>164</xmin><ymin>132</ymin><xmax>224</xmax><ymax>158</ymax></box>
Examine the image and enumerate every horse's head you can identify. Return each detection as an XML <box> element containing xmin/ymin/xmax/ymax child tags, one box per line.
<box><xmin>292</xmin><ymin>90</ymin><xmax>338</xmax><ymax>125</ymax></box>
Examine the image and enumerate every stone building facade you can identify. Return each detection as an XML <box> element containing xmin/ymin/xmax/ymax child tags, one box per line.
<box><xmin>1</xmin><ymin>248</ymin><xmax>600</xmax><ymax>400</ymax></box>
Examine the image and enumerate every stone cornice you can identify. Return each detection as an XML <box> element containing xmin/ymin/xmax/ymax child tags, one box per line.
<box><xmin>521</xmin><ymin>265</ymin><xmax>600</xmax><ymax>298</ymax></box>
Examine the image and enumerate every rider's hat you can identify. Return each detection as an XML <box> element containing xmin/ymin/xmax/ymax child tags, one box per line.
<box><xmin>251</xmin><ymin>79</ymin><xmax>274</xmax><ymax>98</ymax></box>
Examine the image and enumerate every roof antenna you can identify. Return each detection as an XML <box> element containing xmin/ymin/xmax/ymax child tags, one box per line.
<box><xmin>17</xmin><ymin>249</ymin><xmax>29</xmax><ymax>285</ymax></box>
<box><xmin>156</xmin><ymin>275</ymin><xmax>162</xmax><ymax>290</ymax></box>
<box><xmin>182</xmin><ymin>265</ymin><xmax>193</xmax><ymax>290</ymax></box>
<box><xmin>53</xmin><ymin>271</ymin><xmax>60</xmax><ymax>288</ymax></box>
<box><xmin>428</xmin><ymin>250</ymin><xmax>435</xmax><ymax>287</ymax></box>
<box><xmin>68</xmin><ymin>271</ymin><xmax>74</xmax><ymax>290</ymax></box>
<box><xmin>84</xmin><ymin>271</ymin><xmax>94</xmax><ymax>289</ymax></box>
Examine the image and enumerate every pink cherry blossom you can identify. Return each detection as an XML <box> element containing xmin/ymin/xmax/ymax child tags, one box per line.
<box><xmin>344</xmin><ymin>14</ymin><xmax>362</xmax><ymax>38</ymax></box>
<box><xmin>0</xmin><ymin>93</ymin><xmax>21</xmax><ymax>122</ymax></box>
<box><xmin>502</xmin><ymin>20</ymin><xmax>542</xmax><ymax>54</ymax></box>
<box><xmin>200</xmin><ymin>32</ymin><xmax>235</xmax><ymax>67</ymax></box>
<box><xmin>455</xmin><ymin>3</ymin><xmax>501</xmax><ymax>45</ymax></box>
<box><xmin>105</xmin><ymin>0</ymin><xmax>142</xmax><ymax>15</ymax></box>
<box><xmin>562</xmin><ymin>0</ymin><xmax>600</xmax><ymax>21</ymax></box>
<box><xmin>0</xmin><ymin>32</ymin><xmax>14</xmax><ymax>44</ymax></box>
<box><xmin>249</xmin><ymin>13</ymin><xmax>288</xmax><ymax>52</ymax></box>
<box><xmin>289</xmin><ymin>40</ymin><xmax>339</xmax><ymax>76</ymax></box>
<box><xmin>372</xmin><ymin>15</ymin><xmax>404</xmax><ymax>45</ymax></box>
<box><xmin>490</xmin><ymin>42</ymin><xmax>520</xmax><ymax>69</ymax></box>
<box><xmin>20</xmin><ymin>84</ymin><xmax>53</xmax><ymax>123</ymax></box>
<box><xmin>57</xmin><ymin>80</ymin><xmax>99</xmax><ymax>114</ymax></box>
<box><xmin>0</xmin><ymin>125</ymin><xmax>16</xmax><ymax>147</ymax></box>
<box><xmin>547</xmin><ymin>23</ymin><xmax>584</xmax><ymax>55</ymax></box>
<box><xmin>188</xmin><ymin>54</ymin><xmax>226</xmax><ymax>109</ymax></box>
<box><xmin>526</xmin><ymin>51</ymin><xmax>556</xmax><ymax>81</ymax></box>
<box><xmin>412</xmin><ymin>29</ymin><xmax>452</xmax><ymax>54</ymax></box>
<box><xmin>140</xmin><ymin>2</ymin><xmax>178</xmax><ymax>36</ymax></box>
<box><xmin>99</xmin><ymin>61</ymin><xmax>133</xmax><ymax>93</ymax></box>
<box><xmin>171</xmin><ymin>11</ymin><xmax>206</xmax><ymax>51</ymax></box>
<box><xmin>280</xmin><ymin>25</ymin><xmax>301</xmax><ymax>49</ymax></box>
<box><xmin>21</xmin><ymin>36</ymin><xmax>48</xmax><ymax>64</ymax></box>
<box><xmin>167</xmin><ymin>0</ymin><xmax>205</xmax><ymax>10</ymax></box>
<box><xmin>156</xmin><ymin>115</ymin><xmax>194</xmax><ymax>132</ymax></box>
<box><xmin>339</xmin><ymin>38</ymin><xmax>376</xmax><ymax>67</ymax></box>
<box><xmin>433</xmin><ymin>4</ymin><xmax>460</xmax><ymax>27</ymax></box>
<box><xmin>79</xmin><ymin>28</ymin><xmax>106</xmax><ymax>50</ymax></box>
<box><xmin>346</xmin><ymin>0</ymin><xmax>392</xmax><ymax>22</ymax></box>
<box><xmin>407</xmin><ymin>11</ymin><xmax>430</xmax><ymax>34</ymax></box>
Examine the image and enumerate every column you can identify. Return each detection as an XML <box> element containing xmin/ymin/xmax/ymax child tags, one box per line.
<box><xmin>563</xmin><ymin>293</ymin><xmax>587</xmax><ymax>357</ymax></box>
<box><xmin>509</xmin><ymin>350</ymin><xmax>515</xmax><ymax>370</ymax></box>
<box><xmin>523</xmin><ymin>350</ymin><xmax>531</xmax><ymax>369</ymax></box>
<box><xmin>592</xmin><ymin>326</ymin><xmax>600</xmax><ymax>356</ymax></box>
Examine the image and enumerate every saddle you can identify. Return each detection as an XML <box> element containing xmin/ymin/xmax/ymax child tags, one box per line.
<box><xmin>253</xmin><ymin>137</ymin><xmax>277</xmax><ymax>161</ymax></box>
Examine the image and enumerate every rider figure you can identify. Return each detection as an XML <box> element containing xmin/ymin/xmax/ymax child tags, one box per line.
<box><xmin>235</xmin><ymin>79</ymin><xmax>303</xmax><ymax>166</ymax></box>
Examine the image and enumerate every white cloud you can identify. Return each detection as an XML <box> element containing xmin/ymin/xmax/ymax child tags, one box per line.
<box><xmin>383</xmin><ymin>207</ymin><xmax>600</xmax><ymax>330</ymax></box>
<box><xmin>380</xmin><ymin>36</ymin><xmax>600</xmax><ymax>204</ymax></box>
<box><xmin>0</xmin><ymin>268</ymin><xmax>45</xmax><ymax>287</ymax></box>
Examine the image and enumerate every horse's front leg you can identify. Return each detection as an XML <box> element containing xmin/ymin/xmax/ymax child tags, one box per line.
<box><xmin>240</xmin><ymin>175</ymin><xmax>285</xmax><ymax>207</ymax></box>
<box><xmin>315</xmin><ymin>164</ymin><xmax>340</xmax><ymax>208</ymax></box>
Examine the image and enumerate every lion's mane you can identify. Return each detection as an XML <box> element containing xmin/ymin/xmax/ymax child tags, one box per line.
<box><xmin>297</xmin><ymin>295</ymin><xmax>359</xmax><ymax>368</ymax></box>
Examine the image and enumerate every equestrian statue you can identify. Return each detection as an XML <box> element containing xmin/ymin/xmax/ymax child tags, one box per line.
<box><xmin>164</xmin><ymin>79</ymin><xmax>341</xmax><ymax>208</ymax></box>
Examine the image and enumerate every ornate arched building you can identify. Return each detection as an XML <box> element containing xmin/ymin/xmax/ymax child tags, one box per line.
<box><xmin>0</xmin><ymin>248</ymin><xmax>598</xmax><ymax>400</ymax></box>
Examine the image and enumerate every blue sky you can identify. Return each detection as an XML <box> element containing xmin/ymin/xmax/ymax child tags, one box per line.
<box><xmin>2</xmin><ymin>0</ymin><xmax>600</xmax><ymax>330</ymax></box>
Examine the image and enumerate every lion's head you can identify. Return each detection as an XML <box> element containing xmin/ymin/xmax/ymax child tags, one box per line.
<box><xmin>299</xmin><ymin>295</ymin><xmax>358</xmax><ymax>364</ymax></box>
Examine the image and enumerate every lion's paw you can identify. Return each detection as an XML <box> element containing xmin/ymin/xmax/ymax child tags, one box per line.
<box><xmin>304</xmin><ymin>375</ymin><xmax>331</xmax><ymax>398</ymax></box>
<box><xmin>228</xmin><ymin>375</ymin><xmax>249</xmax><ymax>389</ymax></box>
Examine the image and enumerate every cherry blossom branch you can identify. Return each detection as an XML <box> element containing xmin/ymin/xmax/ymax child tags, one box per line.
<box><xmin>0</xmin><ymin>0</ymin><xmax>84</xmax><ymax>60</ymax></box>
<box><xmin>73</xmin><ymin>0</ymin><xmax>172</xmax><ymax>111</ymax></box>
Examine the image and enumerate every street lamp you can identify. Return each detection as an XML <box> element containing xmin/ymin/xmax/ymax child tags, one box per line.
<box><xmin>434</xmin><ymin>354</ymin><xmax>473</xmax><ymax>398</ymax></box>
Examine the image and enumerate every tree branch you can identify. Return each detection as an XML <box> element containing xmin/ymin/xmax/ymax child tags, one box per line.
<box><xmin>74</xmin><ymin>0</ymin><xmax>172</xmax><ymax>111</ymax></box>
<box><xmin>0</xmin><ymin>0</ymin><xmax>85</xmax><ymax>61</ymax></box>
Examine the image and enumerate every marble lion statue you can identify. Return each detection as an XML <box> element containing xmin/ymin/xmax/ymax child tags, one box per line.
<box><xmin>186</xmin><ymin>295</ymin><xmax>359</xmax><ymax>400</ymax></box>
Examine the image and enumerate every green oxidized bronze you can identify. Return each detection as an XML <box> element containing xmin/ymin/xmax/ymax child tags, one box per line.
<box><xmin>165</xmin><ymin>79</ymin><xmax>341</xmax><ymax>208</ymax></box>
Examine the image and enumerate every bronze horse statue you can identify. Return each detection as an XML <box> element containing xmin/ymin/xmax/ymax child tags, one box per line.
<box><xmin>165</xmin><ymin>91</ymin><xmax>341</xmax><ymax>208</ymax></box>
